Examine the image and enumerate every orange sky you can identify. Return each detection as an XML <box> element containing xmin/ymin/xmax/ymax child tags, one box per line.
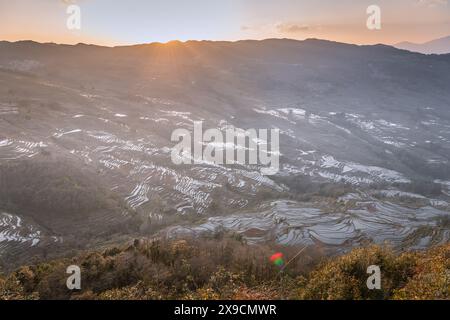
<box><xmin>0</xmin><ymin>0</ymin><xmax>449</xmax><ymax>46</ymax></box>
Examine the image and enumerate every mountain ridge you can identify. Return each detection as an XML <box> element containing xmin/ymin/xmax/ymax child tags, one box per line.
<box><xmin>395</xmin><ymin>35</ymin><xmax>450</xmax><ymax>54</ymax></box>
<box><xmin>0</xmin><ymin>37</ymin><xmax>418</xmax><ymax>52</ymax></box>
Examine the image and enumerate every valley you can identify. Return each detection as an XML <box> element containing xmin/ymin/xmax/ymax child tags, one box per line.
<box><xmin>0</xmin><ymin>39</ymin><xmax>449</xmax><ymax>271</ymax></box>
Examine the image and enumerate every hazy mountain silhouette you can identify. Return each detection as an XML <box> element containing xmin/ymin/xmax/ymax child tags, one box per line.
<box><xmin>395</xmin><ymin>35</ymin><xmax>450</xmax><ymax>54</ymax></box>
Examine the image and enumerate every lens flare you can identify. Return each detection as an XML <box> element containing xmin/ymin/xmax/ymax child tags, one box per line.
<box><xmin>270</xmin><ymin>252</ymin><xmax>284</xmax><ymax>267</ymax></box>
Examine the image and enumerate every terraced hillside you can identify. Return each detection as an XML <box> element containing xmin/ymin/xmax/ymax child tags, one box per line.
<box><xmin>0</xmin><ymin>39</ymin><xmax>449</xmax><ymax>270</ymax></box>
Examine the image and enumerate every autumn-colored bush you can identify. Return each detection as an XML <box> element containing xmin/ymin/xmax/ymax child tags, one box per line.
<box><xmin>298</xmin><ymin>244</ymin><xmax>449</xmax><ymax>300</ymax></box>
<box><xmin>393</xmin><ymin>245</ymin><xmax>449</xmax><ymax>300</ymax></box>
<box><xmin>0</xmin><ymin>238</ymin><xmax>448</xmax><ymax>300</ymax></box>
<box><xmin>298</xmin><ymin>246</ymin><xmax>416</xmax><ymax>299</ymax></box>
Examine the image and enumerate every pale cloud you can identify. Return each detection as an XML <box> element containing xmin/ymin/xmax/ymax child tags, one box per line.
<box><xmin>416</xmin><ymin>0</ymin><xmax>448</xmax><ymax>7</ymax></box>
<box><xmin>276</xmin><ymin>22</ymin><xmax>310</xmax><ymax>34</ymax></box>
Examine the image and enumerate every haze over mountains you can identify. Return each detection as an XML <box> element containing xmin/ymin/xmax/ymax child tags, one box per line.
<box><xmin>395</xmin><ymin>35</ymin><xmax>450</xmax><ymax>54</ymax></box>
<box><xmin>0</xmin><ymin>39</ymin><xmax>449</xmax><ymax>270</ymax></box>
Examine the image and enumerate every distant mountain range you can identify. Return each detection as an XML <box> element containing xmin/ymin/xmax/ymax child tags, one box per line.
<box><xmin>395</xmin><ymin>35</ymin><xmax>450</xmax><ymax>54</ymax></box>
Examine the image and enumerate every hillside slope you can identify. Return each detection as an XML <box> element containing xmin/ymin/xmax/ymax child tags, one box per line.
<box><xmin>0</xmin><ymin>39</ymin><xmax>449</xmax><ymax>269</ymax></box>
